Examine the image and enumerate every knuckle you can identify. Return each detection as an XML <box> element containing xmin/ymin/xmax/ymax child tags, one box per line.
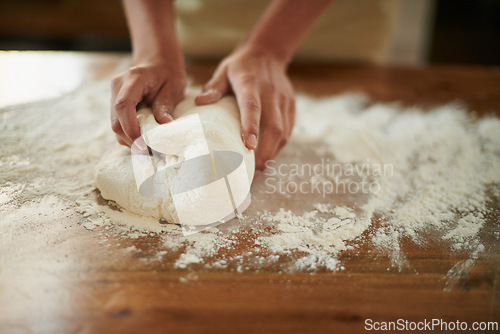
<box><xmin>240</xmin><ymin>74</ymin><xmax>257</xmax><ymax>86</ymax></box>
<box><xmin>244</xmin><ymin>99</ymin><xmax>261</xmax><ymax>113</ymax></box>
<box><xmin>128</xmin><ymin>66</ymin><xmax>146</xmax><ymax>76</ymax></box>
<box><xmin>268</xmin><ymin>123</ymin><xmax>283</xmax><ymax>137</ymax></box>
<box><xmin>114</xmin><ymin>98</ymin><xmax>130</xmax><ymax>112</ymax></box>
<box><xmin>111</xmin><ymin>118</ymin><xmax>122</xmax><ymax>133</ymax></box>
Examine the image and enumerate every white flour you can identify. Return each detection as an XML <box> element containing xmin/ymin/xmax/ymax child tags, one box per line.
<box><xmin>1</xmin><ymin>75</ymin><xmax>499</xmax><ymax>289</ymax></box>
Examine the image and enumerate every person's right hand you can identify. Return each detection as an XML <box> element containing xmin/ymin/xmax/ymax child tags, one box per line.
<box><xmin>110</xmin><ymin>57</ymin><xmax>186</xmax><ymax>147</ymax></box>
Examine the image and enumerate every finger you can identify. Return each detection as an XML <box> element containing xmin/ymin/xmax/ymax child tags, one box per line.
<box><xmin>110</xmin><ymin>75</ymin><xmax>130</xmax><ymax>146</ymax></box>
<box><xmin>277</xmin><ymin>96</ymin><xmax>290</xmax><ymax>153</ymax></box>
<box><xmin>195</xmin><ymin>67</ymin><xmax>229</xmax><ymax>105</ymax></box>
<box><xmin>232</xmin><ymin>77</ymin><xmax>262</xmax><ymax>151</ymax></box>
<box><xmin>110</xmin><ymin>74</ymin><xmax>123</xmax><ymax>103</ymax></box>
<box><xmin>113</xmin><ymin>78</ymin><xmax>145</xmax><ymax>143</ymax></box>
<box><xmin>116</xmin><ymin>134</ymin><xmax>129</xmax><ymax>146</ymax></box>
<box><xmin>111</xmin><ymin>107</ymin><xmax>133</xmax><ymax>147</ymax></box>
<box><xmin>152</xmin><ymin>84</ymin><xmax>179</xmax><ymax>124</ymax></box>
<box><xmin>288</xmin><ymin>96</ymin><xmax>296</xmax><ymax>135</ymax></box>
<box><xmin>255</xmin><ymin>95</ymin><xmax>282</xmax><ymax>171</ymax></box>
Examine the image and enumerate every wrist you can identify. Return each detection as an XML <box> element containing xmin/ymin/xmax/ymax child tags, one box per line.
<box><xmin>235</xmin><ymin>41</ymin><xmax>290</xmax><ymax>70</ymax></box>
<box><xmin>133</xmin><ymin>47</ymin><xmax>185</xmax><ymax>69</ymax></box>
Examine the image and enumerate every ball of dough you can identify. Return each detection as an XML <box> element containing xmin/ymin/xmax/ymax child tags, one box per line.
<box><xmin>95</xmin><ymin>93</ymin><xmax>255</xmax><ymax>225</ymax></box>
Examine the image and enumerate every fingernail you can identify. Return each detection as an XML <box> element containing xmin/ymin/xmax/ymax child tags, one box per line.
<box><xmin>134</xmin><ymin>136</ymin><xmax>148</xmax><ymax>151</ymax></box>
<box><xmin>201</xmin><ymin>89</ymin><xmax>214</xmax><ymax>96</ymax></box>
<box><xmin>163</xmin><ymin>112</ymin><xmax>174</xmax><ymax>122</ymax></box>
<box><xmin>246</xmin><ymin>134</ymin><xmax>257</xmax><ymax>150</ymax></box>
<box><xmin>254</xmin><ymin>170</ymin><xmax>261</xmax><ymax>180</ymax></box>
<box><xmin>159</xmin><ymin>106</ymin><xmax>174</xmax><ymax>122</ymax></box>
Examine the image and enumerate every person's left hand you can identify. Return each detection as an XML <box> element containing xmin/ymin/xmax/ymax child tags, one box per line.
<box><xmin>195</xmin><ymin>45</ymin><xmax>295</xmax><ymax>174</ymax></box>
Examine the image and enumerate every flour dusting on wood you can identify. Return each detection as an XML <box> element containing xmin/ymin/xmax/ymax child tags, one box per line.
<box><xmin>1</xmin><ymin>77</ymin><xmax>499</xmax><ymax>290</ymax></box>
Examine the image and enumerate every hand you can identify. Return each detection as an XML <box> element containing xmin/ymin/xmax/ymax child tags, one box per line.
<box><xmin>195</xmin><ymin>46</ymin><xmax>295</xmax><ymax>172</ymax></box>
<box><xmin>110</xmin><ymin>57</ymin><xmax>186</xmax><ymax>147</ymax></box>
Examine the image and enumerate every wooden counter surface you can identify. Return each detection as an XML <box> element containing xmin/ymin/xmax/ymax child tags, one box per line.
<box><xmin>0</xmin><ymin>52</ymin><xmax>499</xmax><ymax>334</ymax></box>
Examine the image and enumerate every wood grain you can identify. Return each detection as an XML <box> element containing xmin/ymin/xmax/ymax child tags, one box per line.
<box><xmin>0</xmin><ymin>53</ymin><xmax>499</xmax><ymax>334</ymax></box>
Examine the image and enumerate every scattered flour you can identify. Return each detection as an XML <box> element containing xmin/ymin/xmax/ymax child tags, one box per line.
<box><xmin>256</xmin><ymin>207</ymin><xmax>358</xmax><ymax>261</ymax></box>
<box><xmin>1</xmin><ymin>72</ymin><xmax>499</xmax><ymax>289</ymax></box>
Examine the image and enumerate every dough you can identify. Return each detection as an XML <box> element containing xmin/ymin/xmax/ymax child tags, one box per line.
<box><xmin>95</xmin><ymin>93</ymin><xmax>255</xmax><ymax>228</ymax></box>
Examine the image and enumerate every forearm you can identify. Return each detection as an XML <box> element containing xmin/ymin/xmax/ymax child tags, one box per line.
<box><xmin>241</xmin><ymin>0</ymin><xmax>333</xmax><ymax>64</ymax></box>
<box><xmin>123</xmin><ymin>0</ymin><xmax>183</xmax><ymax>65</ymax></box>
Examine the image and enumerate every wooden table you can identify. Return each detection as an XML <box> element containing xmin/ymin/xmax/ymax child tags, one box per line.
<box><xmin>0</xmin><ymin>52</ymin><xmax>499</xmax><ymax>333</ymax></box>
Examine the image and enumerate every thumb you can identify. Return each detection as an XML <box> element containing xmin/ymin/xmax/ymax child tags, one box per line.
<box><xmin>152</xmin><ymin>85</ymin><xmax>179</xmax><ymax>124</ymax></box>
<box><xmin>195</xmin><ymin>69</ymin><xmax>229</xmax><ymax>106</ymax></box>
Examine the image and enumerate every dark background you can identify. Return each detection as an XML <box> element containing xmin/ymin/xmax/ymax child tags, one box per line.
<box><xmin>0</xmin><ymin>0</ymin><xmax>498</xmax><ymax>65</ymax></box>
<box><xmin>429</xmin><ymin>0</ymin><xmax>500</xmax><ymax>65</ymax></box>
